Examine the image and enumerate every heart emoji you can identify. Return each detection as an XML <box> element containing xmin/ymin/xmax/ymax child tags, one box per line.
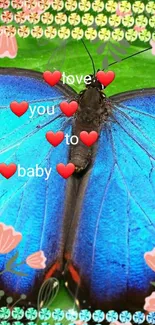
<box><xmin>56</xmin><ymin>163</ymin><xmax>75</xmax><ymax>179</ymax></box>
<box><xmin>0</xmin><ymin>163</ymin><xmax>17</xmax><ymax>179</ymax></box>
<box><xmin>46</xmin><ymin>131</ymin><xmax>64</xmax><ymax>147</ymax></box>
<box><xmin>10</xmin><ymin>101</ymin><xmax>29</xmax><ymax>117</ymax></box>
<box><xmin>60</xmin><ymin>101</ymin><xmax>78</xmax><ymax>117</ymax></box>
<box><xmin>80</xmin><ymin>131</ymin><xmax>99</xmax><ymax>146</ymax></box>
<box><xmin>96</xmin><ymin>71</ymin><xmax>115</xmax><ymax>87</ymax></box>
<box><xmin>43</xmin><ymin>70</ymin><xmax>62</xmax><ymax>86</ymax></box>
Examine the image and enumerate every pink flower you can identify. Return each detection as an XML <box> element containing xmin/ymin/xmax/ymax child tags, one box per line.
<box><xmin>26</xmin><ymin>251</ymin><xmax>47</xmax><ymax>269</ymax></box>
<box><xmin>11</xmin><ymin>0</ymin><xmax>23</xmax><ymax>9</ymax></box>
<box><xmin>23</xmin><ymin>0</ymin><xmax>53</xmax><ymax>16</ymax></box>
<box><xmin>0</xmin><ymin>223</ymin><xmax>22</xmax><ymax>254</ymax></box>
<box><xmin>116</xmin><ymin>2</ymin><xmax>131</xmax><ymax>18</ymax></box>
<box><xmin>134</xmin><ymin>26</ymin><xmax>145</xmax><ymax>33</ymax></box>
<box><xmin>144</xmin><ymin>248</ymin><xmax>155</xmax><ymax>271</ymax></box>
<box><xmin>144</xmin><ymin>292</ymin><xmax>155</xmax><ymax>312</ymax></box>
<box><xmin>150</xmin><ymin>40</ymin><xmax>155</xmax><ymax>56</ymax></box>
<box><xmin>0</xmin><ymin>0</ymin><xmax>10</xmax><ymax>9</ymax></box>
<box><xmin>0</xmin><ymin>27</ymin><xmax>18</xmax><ymax>58</ymax></box>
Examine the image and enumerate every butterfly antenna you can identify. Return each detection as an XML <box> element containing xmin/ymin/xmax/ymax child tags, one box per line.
<box><xmin>107</xmin><ymin>46</ymin><xmax>152</xmax><ymax>68</ymax></box>
<box><xmin>81</xmin><ymin>39</ymin><xmax>96</xmax><ymax>75</ymax></box>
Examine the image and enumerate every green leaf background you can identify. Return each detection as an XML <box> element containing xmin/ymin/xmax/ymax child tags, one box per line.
<box><xmin>0</xmin><ymin>36</ymin><xmax>154</xmax><ymax>95</ymax></box>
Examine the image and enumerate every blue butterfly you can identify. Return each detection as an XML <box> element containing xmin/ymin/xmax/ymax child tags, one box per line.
<box><xmin>0</xmin><ymin>67</ymin><xmax>155</xmax><ymax>313</ymax></box>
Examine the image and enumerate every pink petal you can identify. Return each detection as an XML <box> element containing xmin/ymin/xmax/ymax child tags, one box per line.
<box><xmin>150</xmin><ymin>40</ymin><xmax>155</xmax><ymax>47</ymax></box>
<box><xmin>27</xmin><ymin>261</ymin><xmax>46</xmax><ymax>269</ymax></box>
<box><xmin>134</xmin><ymin>26</ymin><xmax>145</xmax><ymax>33</ymax></box>
<box><xmin>26</xmin><ymin>250</ymin><xmax>47</xmax><ymax>269</ymax></box>
<box><xmin>0</xmin><ymin>223</ymin><xmax>22</xmax><ymax>254</ymax></box>
<box><xmin>2</xmin><ymin>234</ymin><xmax>22</xmax><ymax>253</ymax></box>
<box><xmin>23</xmin><ymin>0</ymin><xmax>45</xmax><ymax>14</ymax></box>
<box><xmin>7</xmin><ymin>36</ymin><xmax>18</xmax><ymax>58</ymax></box>
<box><xmin>144</xmin><ymin>248</ymin><xmax>155</xmax><ymax>271</ymax></box>
<box><xmin>116</xmin><ymin>2</ymin><xmax>131</xmax><ymax>17</ymax></box>
<box><xmin>0</xmin><ymin>32</ymin><xmax>18</xmax><ymax>58</ymax></box>
<box><xmin>144</xmin><ymin>292</ymin><xmax>155</xmax><ymax>311</ymax></box>
<box><xmin>150</xmin><ymin>40</ymin><xmax>155</xmax><ymax>55</ymax></box>
<box><xmin>144</xmin><ymin>254</ymin><xmax>155</xmax><ymax>271</ymax></box>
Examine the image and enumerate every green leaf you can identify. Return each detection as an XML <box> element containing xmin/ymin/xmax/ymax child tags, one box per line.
<box><xmin>10</xmin><ymin>270</ymin><xmax>28</xmax><ymax>277</ymax></box>
<box><xmin>97</xmin><ymin>42</ymin><xmax>107</xmax><ymax>55</ymax></box>
<box><xmin>109</xmin><ymin>49</ymin><xmax>122</xmax><ymax>62</ymax></box>
<box><xmin>120</xmin><ymin>39</ymin><xmax>130</xmax><ymax>48</ymax></box>
<box><xmin>5</xmin><ymin>252</ymin><xmax>19</xmax><ymax>271</ymax></box>
<box><xmin>111</xmin><ymin>42</ymin><xmax>129</xmax><ymax>55</ymax></box>
<box><xmin>150</xmin><ymin>281</ymin><xmax>155</xmax><ymax>286</ymax></box>
<box><xmin>102</xmin><ymin>56</ymin><xmax>108</xmax><ymax>70</ymax></box>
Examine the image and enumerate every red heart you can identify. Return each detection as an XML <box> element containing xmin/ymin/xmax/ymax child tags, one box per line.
<box><xmin>96</xmin><ymin>71</ymin><xmax>115</xmax><ymax>87</ymax></box>
<box><xmin>80</xmin><ymin>131</ymin><xmax>99</xmax><ymax>146</ymax></box>
<box><xmin>43</xmin><ymin>70</ymin><xmax>62</xmax><ymax>86</ymax></box>
<box><xmin>60</xmin><ymin>101</ymin><xmax>78</xmax><ymax>117</ymax></box>
<box><xmin>10</xmin><ymin>101</ymin><xmax>29</xmax><ymax>117</ymax></box>
<box><xmin>46</xmin><ymin>131</ymin><xmax>64</xmax><ymax>147</ymax></box>
<box><xmin>56</xmin><ymin>163</ymin><xmax>75</xmax><ymax>179</ymax></box>
<box><xmin>0</xmin><ymin>163</ymin><xmax>17</xmax><ymax>179</ymax></box>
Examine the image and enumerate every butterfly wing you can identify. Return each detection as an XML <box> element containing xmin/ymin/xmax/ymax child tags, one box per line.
<box><xmin>0</xmin><ymin>70</ymin><xmax>74</xmax><ymax>301</ymax></box>
<box><xmin>64</xmin><ymin>89</ymin><xmax>155</xmax><ymax>312</ymax></box>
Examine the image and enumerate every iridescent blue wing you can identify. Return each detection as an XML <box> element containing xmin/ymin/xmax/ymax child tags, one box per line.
<box><xmin>0</xmin><ymin>69</ymin><xmax>74</xmax><ymax>301</ymax></box>
<box><xmin>64</xmin><ymin>89</ymin><xmax>155</xmax><ymax>312</ymax></box>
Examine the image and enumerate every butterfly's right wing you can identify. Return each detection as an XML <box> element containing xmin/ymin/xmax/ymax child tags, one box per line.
<box><xmin>63</xmin><ymin>89</ymin><xmax>155</xmax><ymax>313</ymax></box>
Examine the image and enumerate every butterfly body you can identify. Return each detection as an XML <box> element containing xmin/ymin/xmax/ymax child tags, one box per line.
<box><xmin>70</xmin><ymin>77</ymin><xmax>113</xmax><ymax>172</ymax></box>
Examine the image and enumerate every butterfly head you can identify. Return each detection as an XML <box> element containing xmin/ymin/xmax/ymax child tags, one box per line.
<box><xmin>85</xmin><ymin>73</ymin><xmax>105</xmax><ymax>91</ymax></box>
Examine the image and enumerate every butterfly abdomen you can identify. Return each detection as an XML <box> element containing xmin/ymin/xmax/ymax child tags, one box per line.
<box><xmin>70</xmin><ymin>87</ymin><xmax>112</xmax><ymax>172</ymax></box>
<box><xmin>70</xmin><ymin>120</ymin><xmax>97</xmax><ymax>172</ymax></box>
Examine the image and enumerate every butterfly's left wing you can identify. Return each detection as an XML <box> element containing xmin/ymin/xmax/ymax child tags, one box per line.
<box><xmin>63</xmin><ymin>89</ymin><xmax>155</xmax><ymax>312</ymax></box>
<box><xmin>0</xmin><ymin>70</ymin><xmax>75</xmax><ymax>302</ymax></box>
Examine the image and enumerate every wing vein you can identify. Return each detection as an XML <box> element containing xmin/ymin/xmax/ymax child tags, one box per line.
<box><xmin>90</xmin><ymin>128</ymin><xmax>115</xmax><ymax>290</ymax></box>
<box><xmin>114</xmin><ymin>106</ymin><xmax>155</xmax><ymax>147</ymax></box>
<box><xmin>112</xmin><ymin>115</ymin><xmax>155</xmax><ymax>160</ymax></box>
